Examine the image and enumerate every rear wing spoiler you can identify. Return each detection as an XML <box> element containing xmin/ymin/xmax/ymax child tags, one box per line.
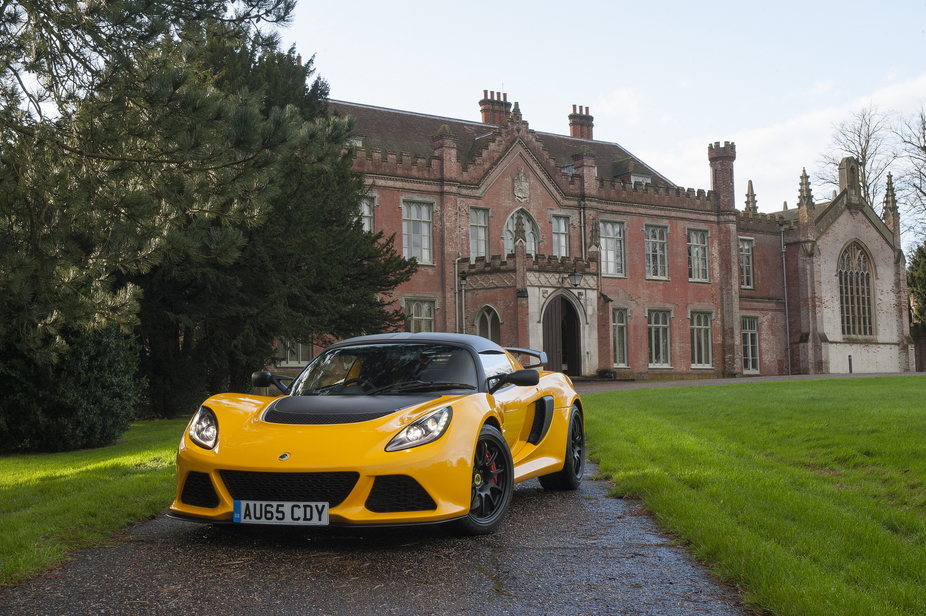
<box><xmin>505</xmin><ymin>347</ymin><xmax>548</xmax><ymax>369</ymax></box>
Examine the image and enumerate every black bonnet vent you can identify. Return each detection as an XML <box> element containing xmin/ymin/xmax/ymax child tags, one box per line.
<box><xmin>261</xmin><ymin>395</ymin><xmax>421</xmax><ymax>425</ymax></box>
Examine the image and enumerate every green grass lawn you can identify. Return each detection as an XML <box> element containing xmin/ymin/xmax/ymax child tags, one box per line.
<box><xmin>585</xmin><ymin>376</ymin><xmax>926</xmax><ymax>616</ymax></box>
<box><xmin>4</xmin><ymin>377</ymin><xmax>926</xmax><ymax>616</ymax></box>
<box><xmin>0</xmin><ymin>418</ymin><xmax>189</xmax><ymax>586</ymax></box>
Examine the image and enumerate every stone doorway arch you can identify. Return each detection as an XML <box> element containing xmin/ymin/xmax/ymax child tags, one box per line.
<box><xmin>542</xmin><ymin>294</ymin><xmax>581</xmax><ymax>375</ymax></box>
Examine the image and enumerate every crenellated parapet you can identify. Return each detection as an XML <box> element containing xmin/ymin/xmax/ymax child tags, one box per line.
<box><xmin>353</xmin><ymin>147</ymin><xmax>445</xmax><ymax>180</ymax></box>
<box><xmin>463</xmin><ymin>253</ymin><xmax>595</xmax><ymax>279</ymax></box>
<box><xmin>595</xmin><ymin>179</ymin><xmax>719</xmax><ymax>211</ymax></box>
<box><xmin>737</xmin><ymin>209</ymin><xmax>791</xmax><ymax>233</ymax></box>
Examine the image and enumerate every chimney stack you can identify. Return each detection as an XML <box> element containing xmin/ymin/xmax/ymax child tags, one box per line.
<box><xmin>479</xmin><ymin>90</ymin><xmax>512</xmax><ymax>125</ymax></box>
<box><xmin>569</xmin><ymin>105</ymin><xmax>594</xmax><ymax>140</ymax></box>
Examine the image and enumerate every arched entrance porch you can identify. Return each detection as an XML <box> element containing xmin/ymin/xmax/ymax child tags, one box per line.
<box><xmin>542</xmin><ymin>294</ymin><xmax>581</xmax><ymax>375</ymax></box>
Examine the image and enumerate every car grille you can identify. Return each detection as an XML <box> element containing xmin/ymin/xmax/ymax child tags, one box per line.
<box><xmin>218</xmin><ymin>470</ymin><xmax>359</xmax><ymax>506</ymax></box>
<box><xmin>264</xmin><ymin>409</ymin><xmax>396</xmax><ymax>425</ymax></box>
<box><xmin>365</xmin><ymin>475</ymin><xmax>437</xmax><ymax>513</ymax></box>
<box><xmin>180</xmin><ymin>471</ymin><xmax>220</xmax><ymax>508</ymax></box>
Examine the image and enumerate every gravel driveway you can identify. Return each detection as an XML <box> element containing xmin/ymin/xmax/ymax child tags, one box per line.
<box><xmin>0</xmin><ymin>460</ymin><xmax>746</xmax><ymax>616</ymax></box>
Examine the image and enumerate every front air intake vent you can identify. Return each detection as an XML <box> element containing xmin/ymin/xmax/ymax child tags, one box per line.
<box><xmin>180</xmin><ymin>471</ymin><xmax>220</xmax><ymax>508</ymax></box>
<box><xmin>219</xmin><ymin>471</ymin><xmax>359</xmax><ymax>506</ymax></box>
<box><xmin>365</xmin><ymin>475</ymin><xmax>436</xmax><ymax>512</ymax></box>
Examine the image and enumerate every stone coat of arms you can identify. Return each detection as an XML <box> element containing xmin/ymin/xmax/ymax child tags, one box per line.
<box><xmin>513</xmin><ymin>166</ymin><xmax>529</xmax><ymax>203</ymax></box>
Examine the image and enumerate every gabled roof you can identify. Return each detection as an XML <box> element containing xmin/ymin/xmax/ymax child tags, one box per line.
<box><xmin>330</xmin><ymin>100</ymin><xmax>675</xmax><ymax>187</ymax></box>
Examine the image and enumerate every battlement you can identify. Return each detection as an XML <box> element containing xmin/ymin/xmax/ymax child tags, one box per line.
<box><xmin>463</xmin><ymin>253</ymin><xmax>594</xmax><ymax>276</ymax></box>
<box><xmin>737</xmin><ymin>208</ymin><xmax>794</xmax><ymax>232</ymax></box>
<box><xmin>595</xmin><ymin>179</ymin><xmax>719</xmax><ymax>211</ymax></box>
<box><xmin>708</xmin><ymin>141</ymin><xmax>736</xmax><ymax>161</ymax></box>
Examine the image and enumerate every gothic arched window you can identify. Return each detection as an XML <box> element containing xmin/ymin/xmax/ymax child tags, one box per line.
<box><xmin>838</xmin><ymin>242</ymin><xmax>873</xmax><ymax>336</ymax></box>
<box><xmin>503</xmin><ymin>209</ymin><xmax>540</xmax><ymax>257</ymax></box>
<box><xmin>475</xmin><ymin>306</ymin><xmax>501</xmax><ymax>344</ymax></box>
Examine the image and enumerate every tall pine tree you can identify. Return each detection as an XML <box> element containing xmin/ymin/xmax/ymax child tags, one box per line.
<box><xmin>130</xmin><ymin>27</ymin><xmax>416</xmax><ymax>416</ymax></box>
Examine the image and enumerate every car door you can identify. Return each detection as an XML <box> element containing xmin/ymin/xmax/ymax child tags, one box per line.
<box><xmin>479</xmin><ymin>351</ymin><xmax>539</xmax><ymax>455</ymax></box>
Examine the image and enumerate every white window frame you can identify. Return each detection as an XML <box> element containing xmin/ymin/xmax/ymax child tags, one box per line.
<box><xmin>359</xmin><ymin>196</ymin><xmax>374</xmax><ymax>233</ymax></box>
<box><xmin>406</xmin><ymin>299</ymin><xmax>436</xmax><ymax>333</ymax></box>
<box><xmin>276</xmin><ymin>338</ymin><xmax>314</xmax><ymax>368</ymax></box>
<box><xmin>612</xmin><ymin>308</ymin><xmax>628</xmax><ymax>368</ymax></box>
<box><xmin>503</xmin><ymin>209</ymin><xmax>540</xmax><ymax>257</ymax></box>
<box><xmin>689</xmin><ymin>311</ymin><xmax>713</xmax><ymax>368</ymax></box>
<box><xmin>601</xmin><ymin>220</ymin><xmax>625</xmax><ymax>276</ymax></box>
<box><xmin>687</xmin><ymin>228</ymin><xmax>709</xmax><ymax>282</ymax></box>
<box><xmin>647</xmin><ymin>309</ymin><xmax>671</xmax><ymax>368</ymax></box>
<box><xmin>739</xmin><ymin>237</ymin><xmax>755</xmax><ymax>289</ymax></box>
<box><xmin>741</xmin><ymin>316</ymin><xmax>760</xmax><ymax>374</ymax></box>
<box><xmin>402</xmin><ymin>201</ymin><xmax>434</xmax><ymax>264</ymax></box>
<box><xmin>644</xmin><ymin>225</ymin><xmax>669</xmax><ymax>279</ymax></box>
<box><xmin>469</xmin><ymin>207</ymin><xmax>489</xmax><ymax>263</ymax></box>
<box><xmin>552</xmin><ymin>215</ymin><xmax>570</xmax><ymax>258</ymax></box>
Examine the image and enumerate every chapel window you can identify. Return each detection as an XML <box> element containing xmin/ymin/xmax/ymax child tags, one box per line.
<box><xmin>838</xmin><ymin>243</ymin><xmax>873</xmax><ymax>337</ymax></box>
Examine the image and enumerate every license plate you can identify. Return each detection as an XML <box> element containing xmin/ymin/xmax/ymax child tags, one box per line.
<box><xmin>233</xmin><ymin>500</ymin><xmax>329</xmax><ymax>525</ymax></box>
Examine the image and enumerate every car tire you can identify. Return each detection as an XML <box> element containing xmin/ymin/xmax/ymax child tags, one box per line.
<box><xmin>539</xmin><ymin>404</ymin><xmax>585</xmax><ymax>491</ymax></box>
<box><xmin>456</xmin><ymin>424</ymin><xmax>514</xmax><ymax>535</ymax></box>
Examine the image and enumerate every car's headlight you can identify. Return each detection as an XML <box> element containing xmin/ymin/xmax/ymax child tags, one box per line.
<box><xmin>189</xmin><ymin>406</ymin><xmax>219</xmax><ymax>449</ymax></box>
<box><xmin>386</xmin><ymin>406</ymin><xmax>452</xmax><ymax>452</ymax></box>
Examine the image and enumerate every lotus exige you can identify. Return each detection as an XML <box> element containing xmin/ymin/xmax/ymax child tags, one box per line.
<box><xmin>168</xmin><ymin>333</ymin><xmax>585</xmax><ymax>534</ymax></box>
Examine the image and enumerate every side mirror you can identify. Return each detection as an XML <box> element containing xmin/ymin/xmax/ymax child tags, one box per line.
<box><xmin>251</xmin><ymin>371</ymin><xmax>292</xmax><ymax>395</ymax></box>
<box><xmin>488</xmin><ymin>369</ymin><xmax>539</xmax><ymax>395</ymax></box>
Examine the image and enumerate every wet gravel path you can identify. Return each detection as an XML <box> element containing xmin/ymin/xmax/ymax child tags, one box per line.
<box><xmin>0</xmin><ymin>461</ymin><xmax>746</xmax><ymax>616</ymax></box>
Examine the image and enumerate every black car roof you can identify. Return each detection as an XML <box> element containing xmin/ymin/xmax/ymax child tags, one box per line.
<box><xmin>327</xmin><ymin>332</ymin><xmax>506</xmax><ymax>354</ymax></box>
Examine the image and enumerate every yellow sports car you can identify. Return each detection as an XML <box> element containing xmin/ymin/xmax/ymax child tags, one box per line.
<box><xmin>168</xmin><ymin>333</ymin><xmax>584</xmax><ymax>534</ymax></box>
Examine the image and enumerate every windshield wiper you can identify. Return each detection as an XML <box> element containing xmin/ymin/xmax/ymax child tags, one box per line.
<box><xmin>365</xmin><ymin>380</ymin><xmax>477</xmax><ymax>395</ymax></box>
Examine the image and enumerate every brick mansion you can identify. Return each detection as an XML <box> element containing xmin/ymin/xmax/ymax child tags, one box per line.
<box><xmin>285</xmin><ymin>91</ymin><xmax>916</xmax><ymax>379</ymax></box>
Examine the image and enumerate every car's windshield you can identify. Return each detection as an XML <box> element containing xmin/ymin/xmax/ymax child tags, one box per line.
<box><xmin>290</xmin><ymin>343</ymin><xmax>479</xmax><ymax>396</ymax></box>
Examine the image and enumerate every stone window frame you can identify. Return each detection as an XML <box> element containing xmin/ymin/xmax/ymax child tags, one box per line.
<box><xmin>600</xmin><ymin>219</ymin><xmax>626</xmax><ymax>277</ymax></box>
<box><xmin>503</xmin><ymin>208</ymin><xmax>541</xmax><ymax>258</ymax></box>
<box><xmin>645</xmin><ymin>308</ymin><xmax>672</xmax><ymax>368</ymax></box>
<box><xmin>612</xmin><ymin>307</ymin><xmax>629</xmax><ymax>368</ymax></box>
<box><xmin>741</xmin><ymin>315</ymin><xmax>760</xmax><ymax>374</ymax></box>
<box><xmin>359</xmin><ymin>194</ymin><xmax>376</xmax><ymax>233</ymax></box>
<box><xmin>474</xmin><ymin>304</ymin><xmax>503</xmax><ymax>344</ymax></box>
<box><xmin>469</xmin><ymin>207</ymin><xmax>490</xmax><ymax>263</ymax></box>
<box><xmin>276</xmin><ymin>338</ymin><xmax>314</xmax><ymax>368</ymax></box>
<box><xmin>688</xmin><ymin>310</ymin><xmax>713</xmax><ymax>369</ymax></box>
<box><xmin>404</xmin><ymin>297</ymin><xmax>438</xmax><ymax>333</ymax></box>
<box><xmin>644</xmin><ymin>224</ymin><xmax>669</xmax><ymax>280</ymax></box>
<box><xmin>551</xmin><ymin>214</ymin><xmax>570</xmax><ymax>258</ymax></box>
<box><xmin>838</xmin><ymin>242</ymin><xmax>875</xmax><ymax>338</ymax></box>
<box><xmin>739</xmin><ymin>237</ymin><xmax>755</xmax><ymax>289</ymax></box>
<box><xmin>401</xmin><ymin>199</ymin><xmax>435</xmax><ymax>265</ymax></box>
<box><xmin>686</xmin><ymin>227</ymin><xmax>710</xmax><ymax>282</ymax></box>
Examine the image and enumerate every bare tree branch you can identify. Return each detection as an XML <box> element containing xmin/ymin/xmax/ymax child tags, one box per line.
<box><xmin>816</xmin><ymin>103</ymin><xmax>898</xmax><ymax>209</ymax></box>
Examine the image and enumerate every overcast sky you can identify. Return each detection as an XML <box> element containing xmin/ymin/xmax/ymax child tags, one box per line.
<box><xmin>283</xmin><ymin>0</ymin><xmax>925</xmax><ymax>216</ymax></box>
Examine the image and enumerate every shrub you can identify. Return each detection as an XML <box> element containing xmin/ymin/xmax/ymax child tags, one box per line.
<box><xmin>0</xmin><ymin>326</ymin><xmax>142</xmax><ymax>452</ymax></box>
